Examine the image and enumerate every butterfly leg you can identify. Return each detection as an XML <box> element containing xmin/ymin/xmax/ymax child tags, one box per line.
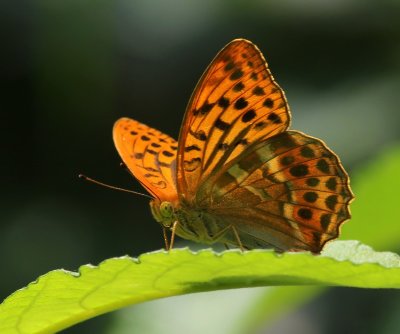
<box><xmin>212</xmin><ymin>225</ymin><xmax>244</xmax><ymax>251</ymax></box>
<box><xmin>230</xmin><ymin>225</ymin><xmax>244</xmax><ymax>251</ymax></box>
<box><xmin>168</xmin><ymin>221</ymin><xmax>179</xmax><ymax>250</ymax></box>
<box><xmin>162</xmin><ymin>227</ymin><xmax>170</xmax><ymax>250</ymax></box>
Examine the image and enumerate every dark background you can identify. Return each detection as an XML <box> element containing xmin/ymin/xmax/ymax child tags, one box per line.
<box><xmin>2</xmin><ymin>1</ymin><xmax>399</xmax><ymax>333</ymax></box>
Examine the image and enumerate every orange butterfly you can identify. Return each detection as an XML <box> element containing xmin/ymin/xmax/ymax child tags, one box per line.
<box><xmin>113</xmin><ymin>39</ymin><xmax>353</xmax><ymax>253</ymax></box>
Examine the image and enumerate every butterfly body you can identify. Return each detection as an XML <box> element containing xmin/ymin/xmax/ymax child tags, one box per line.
<box><xmin>150</xmin><ymin>199</ymin><xmax>231</xmax><ymax>246</ymax></box>
<box><xmin>113</xmin><ymin>39</ymin><xmax>353</xmax><ymax>253</ymax></box>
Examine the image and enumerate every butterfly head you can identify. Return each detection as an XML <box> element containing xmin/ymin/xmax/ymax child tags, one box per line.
<box><xmin>149</xmin><ymin>199</ymin><xmax>177</xmax><ymax>228</ymax></box>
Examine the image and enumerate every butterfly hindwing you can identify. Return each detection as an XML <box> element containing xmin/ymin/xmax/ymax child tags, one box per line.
<box><xmin>207</xmin><ymin>131</ymin><xmax>353</xmax><ymax>252</ymax></box>
<box><xmin>113</xmin><ymin>118</ymin><xmax>178</xmax><ymax>202</ymax></box>
<box><xmin>177</xmin><ymin>39</ymin><xmax>290</xmax><ymax>202</ymax></box>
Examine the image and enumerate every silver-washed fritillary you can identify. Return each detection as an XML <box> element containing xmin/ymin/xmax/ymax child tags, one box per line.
<box><xmin>113</xmin><ymin>39</ymin><xmax>354</xmax><ymax>253</ymax></box>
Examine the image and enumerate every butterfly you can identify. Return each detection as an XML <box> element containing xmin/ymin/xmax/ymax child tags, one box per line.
<box><xmin>113</xmin><ymin>39</ymin><xmax>353</xmax><ymax>253</ymax></box>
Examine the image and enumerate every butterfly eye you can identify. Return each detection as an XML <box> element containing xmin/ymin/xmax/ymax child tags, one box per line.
<box><xmin>160</xmin><ymin>201</ymin><xmax>174</xmax><ymax>218</ymax></box>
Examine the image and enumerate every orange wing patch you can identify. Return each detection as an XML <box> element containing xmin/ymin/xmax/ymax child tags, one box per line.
<box><xmin>113</xmin><ymin>118</ymin><xmax>178</xmax><ymax>203</ymax></box>
<box><xmin>177</xmin><ymin>39</ymin><xmax>290</xmax><ymax>202</ymax></box>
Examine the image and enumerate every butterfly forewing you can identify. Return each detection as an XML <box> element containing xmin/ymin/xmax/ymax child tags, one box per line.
<box><xmin>177</xmin><ymin>39</ymin><xmax>290</xmax><ymax>202</ymax></box>
<box><xmin>113</xmin><ymin>118</ymin><xmax>178</xmax><ymax>202</ymax></box>
<box><xmin>208</xmin><ymin>131</ymin><xmax>353</xmax><ymax>252</ymax></box>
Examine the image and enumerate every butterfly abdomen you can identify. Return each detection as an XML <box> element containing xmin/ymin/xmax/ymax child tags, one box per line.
<box><xmin>173</xmin><ymin>205</ymin><xmax>227</xmax><ymax>245</ymax></box>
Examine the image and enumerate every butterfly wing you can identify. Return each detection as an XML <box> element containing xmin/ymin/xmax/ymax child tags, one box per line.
<box><xmin>177</xmin><ymin>39</ymin><xmax>290</xmax><ymax>203</ymax></box>
<box><xmin>113</xmin><ymin>118</ymin><xmax>178</xmax><ymax>202</ymax></box>
<box><xmin>207</xmin><ymin>131</ymin><xmax>353</xmax><ymax>252</ymax></box>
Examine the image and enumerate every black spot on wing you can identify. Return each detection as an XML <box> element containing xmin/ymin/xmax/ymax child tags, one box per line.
<box><xmin>230</xmin><ymin>68</ymin><xmax>244</xmax><ymax>80</ymax></box>
<box><xmin>241</xmin><ymin>109</ymin><xmax>256</xmax><ymax>123</ymax></box>
<box><xmin>289</xmin><ymin>164</ymin><xmax>309</xmax><ymax>177</ymax></box>
<box><xmin>194</xmin><ymin>102</ymin><xmax>215</xmax><ymax>116</ymax></box>
<box><xmin>280</xmin><ymin>156</ymin><xmax>294</xmax><ymax>166</ymax></box>
<box><xmin>298</xmin><ymin>208</ymin><xmax>312</xmax><ymax>220</ymax></box>
<box><xmin>254</xmin><ymin>121</ymin><xmax>267</xmax><ymax>130</ymax></box>
<box><xmin>320</xmin><ymin>213</ymin><xmax>331</xmax><ymax>230</ymax></box>
<box><xmin>184</xmin><ymin>145</ymin><xmax>201</xmax><ymax>152</ymax></box>
<box><xmin>267</xmin><ymin>112</ymin><xmax>282</xmax><ymax>124</ymax></box>
<box><xmin>263</xmin><ymin>98</ymin><xmax>274</xmax><ymax>108</ymax></box>
<box><xmin>215</xmin><ymin>118</ymin><xmax>230</xmax><ymax>131</ymax></box>
<box><xmin>325</xmin><ymin>195</ymin><xmax>338</xmax><ymax>210</ymax></box>
<box><xmin>233</xmin><ymin>82</ymin><xmax>244</xmax><ymax>92</ymax></box>
<box><xmin>252</xmin><ymin>86</ymin><xmax>265</xmax><ymax>96</ymax></box>
<box><xmin>300</xmin><ymin>146</ymin><xmax>315</xmax><ymax>158</ymax></box>
<box><xmin>224</xmin><ymin>61</ymin><xmax>235</xmax><ymax>72</ymax></box>
<box><xmin>303</xmin><ymin>192</ymin><xmax>318</xmax><ymax>203</ymax></box>
<box><xmin>250</xmin><ymin>72</ymin><xmax>258</xmax><ymax>81</ymax></box>
<box><xmin>317</xmin><ymin>159</ymin><xmax>330</xmax><ymax>173</ymax></box>
<box><xmin>234</xmin><ymin>97</ymin><xmax>248</xmax><ymax>110</ymax></box>
<box><xmin>306</xmin><ymin>177</ymin><xmax>320</xmax><ymax>187</ymax></box>
<box><xmin>326</xmin><ymin>177</ymin><xmax>337</xmax><ymax>191</ymax></box>
<box><xmin>189</xmin><ymin>129</ymin><xmax>207</xmax><ymax>141</ymax></box>
<box><xmin>218</xmin><ymin>96</ymin><xmax>230</xmax><ymax>109</ymax></box>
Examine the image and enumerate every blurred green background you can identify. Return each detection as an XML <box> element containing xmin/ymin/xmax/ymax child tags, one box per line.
<box><xmin>2</xmin><ymin>0</ymin><xmax>400</xmax><ymax>333</ymax></box>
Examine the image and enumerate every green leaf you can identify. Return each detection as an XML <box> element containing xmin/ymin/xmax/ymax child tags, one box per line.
<box><xmin>0</xmin><ymin>241</ymin><xmax>399</xmax><ymax>334</ymax></box>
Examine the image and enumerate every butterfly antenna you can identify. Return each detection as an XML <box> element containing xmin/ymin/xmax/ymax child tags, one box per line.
<box><xmin>79</xmin><ymin>174</ymin><xmax>153</xmax><ymax>199</ymax></box>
